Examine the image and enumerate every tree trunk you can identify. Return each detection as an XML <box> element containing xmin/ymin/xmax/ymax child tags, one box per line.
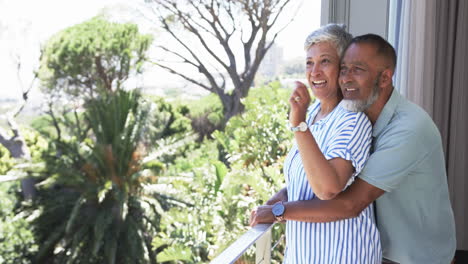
<box><xmin>219</xmin><ymin>90</ymin><xmax>246</xmax><ymax>128</ymax></box>
<box><xmin>0</xmin><ymin>124</ymin><xmax>36</xmax><ymax>200</ymax></box>
<box><xmin>0</xmin><ymin>132</ymin><xmax>30</xmax><ymax>159</ymax></box>
<box><xmin>2</xmin><ymin>52</ymin><xmax>38</xmax><ymax>200</ymax></box>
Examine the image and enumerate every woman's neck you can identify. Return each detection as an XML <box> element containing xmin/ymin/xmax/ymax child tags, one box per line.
<box><xmin>313</xmin><ymin>97</ymin><xmax>339</xmax><ymax>123</ymax></box>
<box><xmin>319</xmin><ymin>97</ymin><xmax>339</xmax><ymax>116</ymax></box>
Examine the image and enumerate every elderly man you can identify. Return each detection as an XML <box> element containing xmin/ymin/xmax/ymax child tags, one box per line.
<box><xmin>250</xmin><ymin>34</ymin><xmax>456</xmax><ymax>264</ymax></box>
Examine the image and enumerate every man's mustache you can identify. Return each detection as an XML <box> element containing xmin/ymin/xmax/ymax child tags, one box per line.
<box><xmin>341</xmin><ymin>83</ymin><xmax>357</xmax><ymax>89</ymax></box>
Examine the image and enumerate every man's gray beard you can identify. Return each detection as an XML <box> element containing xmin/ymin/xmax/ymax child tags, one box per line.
<box><xmin>341</xmin><ymin>76</ymin><xmax>381</xmax><ymax>112</ymax></box>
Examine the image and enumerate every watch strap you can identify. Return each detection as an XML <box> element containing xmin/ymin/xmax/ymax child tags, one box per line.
<box><xmin>290</xmin><ymin>121</ymin><xmax>308</xmax><ymax>132</ymax></box>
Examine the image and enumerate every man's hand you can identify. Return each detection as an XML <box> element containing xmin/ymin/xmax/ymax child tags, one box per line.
<box><xmin>249</xmin><ymin>205</ymin><xmax>275</xmax><ymax>227</ymax></box>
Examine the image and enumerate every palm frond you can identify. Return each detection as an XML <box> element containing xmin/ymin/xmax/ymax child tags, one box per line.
<box><xmin>35</xmin><ymin>222</ymin><xmax>66</xmax><ymax>263</ymax></box>
<box><xmin>27</xmin><ymin>88</ymin><xmax>182</xmax><ymax>263</ymax></box>
<box><xmin>91</xmin><ymin>209</ymin><xmax>114</xmax><ymax>257</ymax></box>
<box><xmin>65</xmin><ymin>195</ymin><xmax>86</xmax><ymax>235</ymax></box>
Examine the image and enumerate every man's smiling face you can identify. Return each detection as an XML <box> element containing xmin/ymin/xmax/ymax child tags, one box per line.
<box><xmin>339</xmin><ymin>43</ymin><xmax>384</xmax><ymax>112</ymax></box>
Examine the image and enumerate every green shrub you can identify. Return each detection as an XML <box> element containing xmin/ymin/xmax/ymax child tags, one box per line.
<box><xmin>214</xmin><ymin>81</ymin><xmax>292</xmax><ymax>168</ymax></box>
<box><xmin>0</xmin><ymin>182</ymin><xmax>37</xmax><ymax>263</ymax></box>
<box><xmin>186</xmin><ymin>94</ymin><xmax>224</xmax><ymax>140</ymax></box>
<box><xmin>22</xmin><ymin>90</ymin><xmax>179</xmax><ymax>264</ymax></box>
<box><xmin>0</xmin><ymin>144</ymin><xmax>13</xmax><ymax>175</ymax></box>
<box><xmin>148</xmin><ymin>96</ymin><xmax>192</xmax><ymax>141</ymax></box>
<box><xmin>156</xmin><ymin>81</ymin><xmax>294</xmax><ymax>263</ymax></box>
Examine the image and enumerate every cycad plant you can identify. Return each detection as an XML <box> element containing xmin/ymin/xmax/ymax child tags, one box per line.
<box><xmin>31</xmin><ymin>90</ymin><xmax>174</xmax><ymax>264</ymax></box>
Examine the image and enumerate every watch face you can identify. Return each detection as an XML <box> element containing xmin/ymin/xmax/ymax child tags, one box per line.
<box><xmin>299</xmin><ymin>122</ymin><xmax>308</xmax><ymax>131</ymax></box>
<box><xmin>272</xmin><ymin>203</ymin><xmax>285</xmax><ymax>216</ymax></box>
<box><xmin>290</xmin><ymin>122</ymin><xmax>308</xmax><ymax>132</ymax></box>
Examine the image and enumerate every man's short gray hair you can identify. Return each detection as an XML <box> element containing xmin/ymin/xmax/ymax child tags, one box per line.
<box><xmin>304</xmin><ymin>24</ymin><xmax>352</xmax><ymax>57</ymax></box>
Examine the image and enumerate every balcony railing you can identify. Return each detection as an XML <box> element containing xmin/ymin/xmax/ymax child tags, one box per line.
<box><xmin>210</xmin><ymin>223</ymin><xmax>275</xmax><ymax>264</ymax></box>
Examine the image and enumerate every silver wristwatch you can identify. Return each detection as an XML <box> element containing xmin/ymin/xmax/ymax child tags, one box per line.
<box><xmin>289</xmin><ymin>121</ymin><xmax>308</xmax><ymax>132</ymax></box>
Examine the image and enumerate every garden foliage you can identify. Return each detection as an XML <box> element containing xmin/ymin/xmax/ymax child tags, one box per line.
<box><xmin>154</xmin><ymin>82</ymin><xmax>294</xmax><ymax>263</ymax></box>
<box><xmin>0</xmin><ymin>15</ymin><xmax>301</xmax><ymax>264</ymax></box>
<box><xmin>24</xmin><ymin>90</ymin><xmax>185</xmax><ymax>264</ymax></box>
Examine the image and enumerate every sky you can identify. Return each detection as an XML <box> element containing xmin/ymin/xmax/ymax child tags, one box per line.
<box><xmin>0</xmin><ymin>0</ymin><xmax>320</xmax><ymax>101</ymax></box>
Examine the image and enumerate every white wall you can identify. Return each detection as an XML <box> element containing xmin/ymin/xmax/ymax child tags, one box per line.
<box><xmin>321</xmin><ymin>0</ymin><xmax>390</xmax><ymax>38</ymax></box>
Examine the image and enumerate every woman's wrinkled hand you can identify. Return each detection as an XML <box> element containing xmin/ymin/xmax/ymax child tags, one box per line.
<box><xmin>289</xmin><ymin>81</ymin><xmax>311</xmax><ymax>126</ymax></box>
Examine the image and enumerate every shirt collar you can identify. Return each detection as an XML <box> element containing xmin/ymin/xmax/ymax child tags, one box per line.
<box><xmin>373</xmin><ymin>89</ymin><xmax>402</xmax><ymax>138</ymax></box>
<box><xmin>311</xmin><ymin>100</ymin><xmax>340</xmax><ymax>126</ymax></box>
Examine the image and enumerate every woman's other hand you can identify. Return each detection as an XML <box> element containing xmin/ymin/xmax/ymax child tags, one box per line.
<box><xmin>249</xmin><ymin>205</ymin><xmax>275</xmax><ymax>227</ymax></box>
<box><xmin>289</xmin><ymin>81</ymin><xmax>311</xmax><ymax>126</ymax></box>
<box><xmin>265</xmin><ymin>187</ymin><xmax>288</xmax><ymax>205</ymax></box>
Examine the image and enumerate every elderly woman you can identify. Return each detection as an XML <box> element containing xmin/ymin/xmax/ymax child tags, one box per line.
<box><xmin>250</xmin><ymin>24</ymin><xmax>381</xmax><ymax>263</ymax></box>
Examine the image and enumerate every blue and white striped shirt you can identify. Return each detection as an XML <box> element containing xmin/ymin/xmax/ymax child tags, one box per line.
<box><xmin>284</xmin><ymin>101</ymin><xmax>381</xmax><ymax>264</ymax></box>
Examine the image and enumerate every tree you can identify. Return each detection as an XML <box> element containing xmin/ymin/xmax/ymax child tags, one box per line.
<box><xmin>29</xmin><ymin>90</ymin><xmax>181</xmax><ymax>263</ymax></box>
<box><xmin>0</xmin><ymin>61</ymin><xmax>36</xmax><ymax>199</ymax></box>
<box><xmin>29</xmin><ymin>18</ymin><xmax>187</xmax><ymax>263</ymax></box>
<box><xmin>37</xmin><ymin>16</ymin><xmax>153</xmax><ymax>143</ymax></box>
<box><xmin>0</xmin><ymin>18</ymin><xmax>38</xmax><ymax>199</ymax></box>
<box><xmin>0</xmin><ymin>53</ymin><xmax>34</xmax><ymax>161</ymax></box>
<box><xmin>145</xmin><ymin>0</ymin><xmax>293</xmax><ymax>126</ymax></box>
<box><xmin>38</xmin><ymin>16</ymin><xmax>153</xmax><ymax>99</ymax></box>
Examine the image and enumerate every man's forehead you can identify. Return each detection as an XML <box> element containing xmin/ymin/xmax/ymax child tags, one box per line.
<box><xmin>341</xmin><ymin>59</ymin><xmax>368</xmax><ymax>67</ymax></box>
<box><xmin>342</xmin><ymin>43</ymin><xmax>378</xmax><ymax>64</ymax></box>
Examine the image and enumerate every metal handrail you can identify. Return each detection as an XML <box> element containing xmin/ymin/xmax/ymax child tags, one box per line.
<box><xmin>210</xmin><ymin>223</ymin><xmax>275</xmax><ymax>264</ymax></box>
<box><xmin>0</xmin><ymin>175</ymin><xmax>21</xmax><ymax>182</ymax></box>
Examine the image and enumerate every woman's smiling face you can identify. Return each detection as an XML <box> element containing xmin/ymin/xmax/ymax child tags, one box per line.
<box><xmin>305</xmin><ymin>41</ymin><xmax>341</xmax><ymax>101</ymax></box>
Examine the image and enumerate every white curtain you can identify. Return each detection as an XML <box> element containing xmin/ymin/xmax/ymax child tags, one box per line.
<box><xmin>388</xmin><ymin>0</ymin><xmax>468</xmax><ymax>251</ymax></box>
<box><xmin>388</xmin><ymin>0</ymin><xmax>436</xmax><ymax>116</ymax></box>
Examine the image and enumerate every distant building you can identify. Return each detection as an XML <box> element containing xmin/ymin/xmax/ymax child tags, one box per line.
<box><xmin>257</xmin><ymin>42</ymin><xmax>284</xmax><ymax>79</ymax></box>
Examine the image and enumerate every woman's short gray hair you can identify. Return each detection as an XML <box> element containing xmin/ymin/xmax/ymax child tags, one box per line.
<box><xmin>304</xmin><ymin>24</ymin><xmax>353</xmax><ymax>57</ymax></box>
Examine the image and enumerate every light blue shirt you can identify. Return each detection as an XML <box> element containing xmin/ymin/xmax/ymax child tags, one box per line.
<box><xmin>284</xmin><ymin>101</ymin><xmax>381</xmax><ymax>264</ymax></box>
<box><xmin>359</xmin><ymin>89</ymin><xmax>456</xmax><ymax>263</ymax></box>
